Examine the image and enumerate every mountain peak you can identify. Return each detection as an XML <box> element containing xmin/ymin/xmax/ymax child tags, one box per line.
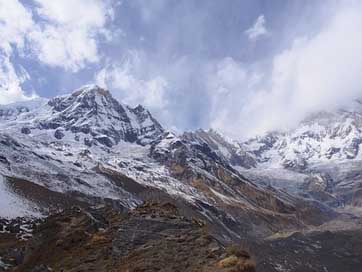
<box><xmin>1</xmin><ymin>85</ymin><xmax>164</xmax><ymax>147</ymax></box>
<box><xmin>47</xmin><ymin>85</ymin><xmax>119</xmax><ymax>114</ymax></box>
<box><xmin>72</xmin><ymin>84</ymin><xmax>111</xmax><ymax>98</ymax></box>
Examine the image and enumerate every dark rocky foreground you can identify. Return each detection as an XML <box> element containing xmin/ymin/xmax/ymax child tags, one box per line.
<box><xmin>0</xmin><ymin>203</ymin><xmax>255</xmax><ymax>272</ymax></box>
<box><xmin>2</xmin><ymin>202</ymin><xmax>362</xmax><ymax>272</ymax></box>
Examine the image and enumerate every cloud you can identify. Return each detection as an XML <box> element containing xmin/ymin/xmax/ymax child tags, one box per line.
<box><xmin>0</xmin><ymin>0</ymin><xmax>36</xmax><ymax>103</ymax></box>
<box><xmin>95</xmin><ymin>52</ymin><xmax>169</xmax><ymax>111</ymax></box>
<box><xmin>213</xmin><ymin>1</ymin><xmax>362</xmax><ymax>138</ymax></box>
<box><xmin>30</xmin><ymin>0</ymin><xmax>114</xmax><ymax>71</ymax></box>
<box><xmin>206</xmin><ymin>58</ymin><xmax>260</xmax><ymax>130</ymax></box>
<box><xmin>244</xmin><ymin>15</ymin><xmax>269</xmax><ymax>41</ymax></box>
<box><xmin>1</xmin><ymin>0</ymin><xmax>361</xmax><ymax>142</ymax></box>
<box><xmin>0</xmin><ymin>54</ymin><xmax>38</xmax><ymax>104</ymax></box>
<box><xmin>0</xmin><ymin>0</ymin><xmax>114</xmax><ymax>104</ymax></box>
<box><xmin>195</xmin><ymin>57</ymin><xmax>263</xmax><ymax>138</ymax></box>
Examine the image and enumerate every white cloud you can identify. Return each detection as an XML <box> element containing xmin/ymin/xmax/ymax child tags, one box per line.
<box><xmin>0</xmin><ymin>54</ymin><xmax>38</xmax><ymax>104</ymax></box>
<box><xmin>0</xmin><ymin>0</ymin><xmax>36</xmax><ymax>103</ymax></box>
<box><xmin>0</xmin><ymin>0</ymin><xmax>34</xmax><ymax>54</ymax></box>
<box><xmin>213</xmin><ymin>2</ymin><xmax>362</xmax><ymax>138</ymax></box>
<box><xmin>245</xmin><ymin>15</ymin><xmax>269</xmax><ymax>41</ymax></box>
<box><xmin>0</xmin><ymin>0</ymin><xmax>114</xmax><ymax>104</ymax></box>
<box><xmin>2</xmin><ymin>0</ymin><xmax>361</xmax><ymax>141</ymax></box>
<box><xmin>30</xmin><ymin>0</ymin><xmax>113</xmax><ymax>71</ymax></box>
<box><xmin>95</xmin><ymin>53</ymin><xmax>169</xmax><ymax>111</ymax></box>
<box><xmin>203</xmin><ymin>57</ymin><xmax>263</xmax><ymax>138</ymax></box>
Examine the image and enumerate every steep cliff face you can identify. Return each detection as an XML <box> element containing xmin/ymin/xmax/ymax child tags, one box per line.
<box><xmin>150</xmin><ymin>131</ymin><xmax>335</xmax><ymax>238</ymax></box>
<box><xmin>0</xmin><ymin>85</ymin><xmax>163</xmax><ymax>147</ymax></box>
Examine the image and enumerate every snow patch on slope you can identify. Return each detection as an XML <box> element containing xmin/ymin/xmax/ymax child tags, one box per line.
<box><xmin>0</xmin><ymin>175</ymin><xmax>41</xmax><ymax>219</ymax></box>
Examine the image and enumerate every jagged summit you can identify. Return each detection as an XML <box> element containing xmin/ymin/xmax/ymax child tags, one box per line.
<box><xmin>0</xmin><ymin>85</ymin><xmax>164</xmax><ymax>147</ymax></box>
<box><xmin>47</xmin><ymin>84</ymin><xmax>109</xmax><ymax>100</ymax></box>
<box><xmin>72</xmin><ymin>84</ymin><xmax>110</xmax><ymax>96</ymax></box>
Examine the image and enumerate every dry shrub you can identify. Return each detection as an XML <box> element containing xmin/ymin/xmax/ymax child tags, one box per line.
<box><xmin>218</xmin><ymin>244</ymin><xmax>256</xmax><ymax>272</ymax></box>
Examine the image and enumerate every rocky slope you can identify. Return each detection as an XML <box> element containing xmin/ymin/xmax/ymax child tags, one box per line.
<box><xmin>1</xmin><ymin>202</ymin><xmax>255</xmax><ymax>272</ymax></box>
<box><xmin>238</xmin><ymin>103</ymin><xmax>362</xmax><ymax>209</ymax></box>
<box><xmin>0</xmin><ymin>85</ymin><xmax>332</xmax><ymax>239</ymax></box>
<box><xmin>180</xmin><ymin>101</ymin><xmax>362</xmax><ymax>210</ymax></box>
<box><xmin>0</xmin><ymin>85</ymin><xmax>361</xmax><ymax>271</ymax></box>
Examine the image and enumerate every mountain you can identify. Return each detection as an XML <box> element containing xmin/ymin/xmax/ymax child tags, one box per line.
<box><xmin>173</xmin><ymin>101</ymin><xmax>362</xmax><ymax>210</ymax></box>
<box><xmin>0</xmin><ymin>85</ymin><xmax>361</xmax><ymax>271</ymax></box>
<box><xmin>242</xmin><ymin>101</ymin><xmax>362</xmax><ymax>168</ymax></box>
<box><xmin>0</xmin><ymin>86</ymin><xmax>324</xmax><ymax>236</ymax></box>
<box><xmin>0</xmin><ymin>84</ymin><xmax>163</xmax><ymax>147</ymax></box>
<box><xmin>230</xmin><ymin>101</ymin><xmax>362</xmax><ymax>209</ymax></box>
<box><xmin>182</xmin><ymin>129</ymin><xmax>257</xmax><ymax>169</ymax></box>
<box><xmin>0</xmin><ymin>98</ymin><xmax>48</xmax><ymax>121</ymax></box>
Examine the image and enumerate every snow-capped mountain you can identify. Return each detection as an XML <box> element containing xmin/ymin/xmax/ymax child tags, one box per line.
<box><xmin>0</xmin><ymin>85</ymin><xmax>163</xmax><ymax>147</ymax></box>
<box><xmin>183</xmin><ymin>129</ymin><xmax>257</xmax><ymax>169</ymax></box>
<box><xmin>1</xmin><ymin>85</ymin><xmax>362</xmax><ymax>272</ymax></box>
<box><xmin>183</xmin><ymin>101</ymin><xmax>362</xmax><ymax>209</ymax></box>
<box><xmin>144</xmin><ymin>99</ymin><xmax>362</xmax><ymax>210</ymax></box>
<box><xmin>241</xmin><ymin>101</ymin><xmax>362</xmax><ymax>169</ymax></box>
<box><xmin>0</xmin><ymin>85</ymin><xmax>334</xmax><ymax>244</ymax></box>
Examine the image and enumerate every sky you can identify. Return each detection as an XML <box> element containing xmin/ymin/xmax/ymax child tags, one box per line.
<box><xmin>1</xmin><ymin>0</ymin><xmax>362</xmax><ymax>139</ymax></box>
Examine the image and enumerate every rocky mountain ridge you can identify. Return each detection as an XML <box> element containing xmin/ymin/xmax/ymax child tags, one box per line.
<box><xmin>0</xmin><ymin>85</ymin><xmax>361</xmax><ymax>271</ymax></box>
<box><xmin>0</xmin><ymin>85</ymin><xmax>163</xmax><ymax>147</ymax></box>
<box><xmin>177</xmin><ymin>102</ymin><xmax>362</xmax><ymax>209</ymax></box>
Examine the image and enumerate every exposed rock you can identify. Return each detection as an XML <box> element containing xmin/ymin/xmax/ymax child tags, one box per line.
<box><xmin>150</xmin><ymin>132</ymin><xmax>335</xmax><ymax>241</ymax></box>
<box><xmin>281</xmin><ymin>156</ymin><xmax>307</xmax><ymax>171</ymax></box>
<box><xmin>343</xmin><ymin>138</ymin><xmax>362</xmax><ymax>159</ymax></box>
<box><xmin>54</xmin><ymin>129</ymin><xmax>64</xmax><ymax>140</ymax></box>
<box><xmin>20</xmin><ymin>127</ymin><xmax>31</xmax><ymax>135</ymax></box>
<box><xmin>42</xmin><ymin>85</ymin><xmax>164</xmax><ymax>146</ymax></box>
<box><xmin>183</xmin><ymin>129</ymin><xmax>257</xmax><ymax>169</ymax></box>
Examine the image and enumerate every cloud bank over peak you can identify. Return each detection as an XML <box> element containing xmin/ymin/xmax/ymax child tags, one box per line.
<box><xmin>95</xmin><ymin>52</ymin><xmax>169</xmax><ymax>112</ymax></box>
<box><xmin>1</xmin><ymin>0</ymin><xmax>362</xmax><ymax>140</ymax></box>
<box><xmin>213</xmin><ymin>1</ymin><xmax>362</xmax><ymax>138</ymax></box>
<box><xmin>94</xmin><ymin>1</ymin><xmax>362</xmax><ymax>139</ymax></box>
